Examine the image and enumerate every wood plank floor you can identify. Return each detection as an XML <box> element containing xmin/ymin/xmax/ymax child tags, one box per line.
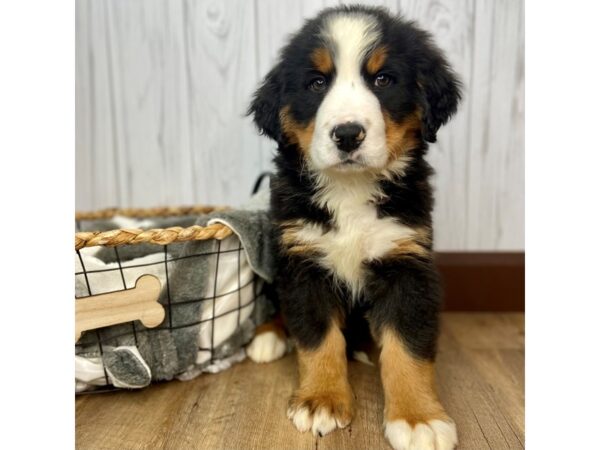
<box><xmin>76</xmin><ymin>313</ymin><xmax>524</xmax><ymax>450</ymax></box>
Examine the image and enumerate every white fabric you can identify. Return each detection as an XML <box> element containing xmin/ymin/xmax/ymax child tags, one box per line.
<box><xmin>75</xmin><ymin>249</ymin><xmax>168</xmax><ymax>297</ymax></box>
<box><xmin>176</xmin><ymin>349</ymin><xmax>247</xmax><ymax>381</ymax></box>
<box><xmin>195</xmin><ymin>235</ymin><xmax>257</xmax><ymax>365</ymax></box>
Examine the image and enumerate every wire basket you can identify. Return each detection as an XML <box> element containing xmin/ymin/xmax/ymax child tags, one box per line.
<box><xmin>75</xmin><ymin>205</ymin><xmax>267</xmax><ymax>393</ymax></box>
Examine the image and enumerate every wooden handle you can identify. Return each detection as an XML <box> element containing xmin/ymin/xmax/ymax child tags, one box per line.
<box><xmin>75</xmin><ymin>275</ymin><xmax>165</xmax><ymax>342</ymax></box>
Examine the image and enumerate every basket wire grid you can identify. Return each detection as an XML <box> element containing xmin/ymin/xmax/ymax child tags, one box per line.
<box><xmin>75</xmin><ymin>205</ymin><xmax>262</xmax><ymax>392</ymax></box>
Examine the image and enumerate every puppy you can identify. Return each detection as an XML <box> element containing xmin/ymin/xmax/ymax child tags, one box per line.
<box><xmin>248</xmin><ymin>5</ymin><xmax>461</xmax><ymax>450</ymax></box>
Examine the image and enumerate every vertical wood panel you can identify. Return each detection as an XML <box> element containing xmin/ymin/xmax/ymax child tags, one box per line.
<box><xmin>105</xmin><ymin>0</ymin><xmax>197</xmax><ymax>208</ymax></box>
<box><xmin>77</xmin><ymin>0</ymin><xmax>122</xmax><ymax>209</ymax></box>
<box><xmin>183</xmin><ymin>0</ymin><xmax>263</xmax><ymax>206</ymax></box>
<box><xmin>465</xmin><ymin>0</ymin><xmax>524</xmax><ymax>249</ymax></box>
<box><xmin>75</xmin><ymin>0</ymin><xmax>524</xmax><ymax>250</ymax></box>
<box><xmin>75</xmin><ymin>1</ymin><xmax>92</xmax><ymax>209</ymax></box>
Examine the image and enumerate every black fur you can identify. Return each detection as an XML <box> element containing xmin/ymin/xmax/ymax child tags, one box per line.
<box><xmin>249</xmin><ymin>5</ymin><xmax>461</xmax><ymax>361</ymax></box>
<box><xmin>365</xmin><ymin>258</ymin><xmax>442</xmax><ymax>359</ymax></box>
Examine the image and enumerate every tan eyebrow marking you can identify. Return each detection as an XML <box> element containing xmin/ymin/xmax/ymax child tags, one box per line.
<box><xmin>366</xmin><ymin>46</ymin><xmax>388</xmax><ymax>74</ymax></box>
<box><xmin>311</xmin><ymin>47</ymin><xmax>334</xmax><ymax>74</ymax></box>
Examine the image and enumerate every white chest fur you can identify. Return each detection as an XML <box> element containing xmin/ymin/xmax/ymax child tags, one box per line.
<box><xmin>293</xmin><ymin>173</ymin><xmax>417</xmax><ymax>295</ymax></box>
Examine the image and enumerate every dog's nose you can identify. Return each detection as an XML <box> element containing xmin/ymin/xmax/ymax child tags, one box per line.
<box><xmin>330</xmin><ymin>122</ymin><xmax>366</xmax><ymax>152</ymax></box>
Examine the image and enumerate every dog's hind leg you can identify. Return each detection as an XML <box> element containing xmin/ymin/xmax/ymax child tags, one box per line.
<box><xmin>246</xmin><ymin>315</ymin><xmax>288</xmax><ymax>364</ymax></box>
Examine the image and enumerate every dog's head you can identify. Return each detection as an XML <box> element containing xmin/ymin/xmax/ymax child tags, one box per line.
<box><xmin>248</xmin><ymin>5</ymin><xmax>461</xmax><ymax>174</ymax></box>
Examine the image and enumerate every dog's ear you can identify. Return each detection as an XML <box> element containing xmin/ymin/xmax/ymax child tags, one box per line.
<box><xmin>248</xmin><ymin>64</ymin><xmax>284</xmax><ymax>142</ymax></box>
<box><xmin>417</xmin><ymin>43</ymin><xmax>462</xmax><ymax>143</ymax></box>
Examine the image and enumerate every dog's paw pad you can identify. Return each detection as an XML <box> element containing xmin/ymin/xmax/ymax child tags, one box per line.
<box><xmin>246</xmin><ymin>331</ymin><xmax>287</xmax><ymax>363</ymax></box>
<box><xmin>384</xmin><ymin>419</ymin><xmax>457</xmax><ymax>450</ymax></box>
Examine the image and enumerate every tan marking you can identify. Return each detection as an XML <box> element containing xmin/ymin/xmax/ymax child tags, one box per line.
<box><xmin>279</xmin><ymin>220</ymin><xmax>303</xmax><ymax>246</ymax></box>
<box><xmin>279</xmin><ymin>219</ymin><xmax>319</xmax><ymax>255</ymax></box>
<box><xmin>311</xmin><ymin>47</ymin><xmax>334</xmax><ymax>74</ymax></box>
<box><xmin>280</xmin><ymin>106</ymin><xmax>315</xmax><ymax>155</ymax></box>
<box><xmin>287</xmin><ymin>244</ymin><xmax>318</xmax><ymax>254</ymax></box>
<box><xmin>378</xmin><ymin>328</ymin><xmax>448</xmax><ymax>426</ymax></box>
<box><xmin>384</xmin><ymin>111</ymin><xmax>422</xmax><ymax>161</ymax></box>
<box><xmin>366</xmin><ymin>46</ymin><xmax>388</xmax><ymax>74</ymax></box>
<box><xmin>254</xmin><ymin>315</ymin><xmax>286</xmax><ymax>341</ymax></box>
<box><xmin>384</xmin><ymin>227</ymin><xmax>432</xmax><ymax>259</ymax></box>
<box><xmin>289</xmin><ymin>321</ymin><xmax>353</xmax><ymax>424</ymax></box>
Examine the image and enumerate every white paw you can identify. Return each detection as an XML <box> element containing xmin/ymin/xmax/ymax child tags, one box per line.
<box><xmin>246</xmin><ymin>331</ymin><xmax>287</xmax><ymax>363</ymax></box>
<box><xmin>384</xmin><ymin>419</ymin><xmax>457</xmax><ymax>450</ymax></box>
<box><xmin>287</xmin><ymin>405</ymin><xmax>349</xmax><ymax>437</ymax></box>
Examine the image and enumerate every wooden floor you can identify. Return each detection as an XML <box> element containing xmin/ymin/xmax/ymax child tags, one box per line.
<box><xmin>76</xmin><ymin>313</ymin><xmax>524</xmax><ymax>450</ymax></box>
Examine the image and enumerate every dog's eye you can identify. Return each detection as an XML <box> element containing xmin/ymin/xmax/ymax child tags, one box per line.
<box><xmin>309</xmin><ymin>75</ymin><xmax>327</xmax><ymax>92</ymax></box>
<box><xmin>374</xmin><ymin>73</ymin><xmax>393</xmax><ymax>88</ymax></box>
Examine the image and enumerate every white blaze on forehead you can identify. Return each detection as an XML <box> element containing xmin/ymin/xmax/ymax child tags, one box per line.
<box><xmin>323</xmin><ymin>14</ymin><xmax>380</xmax><ymax>80</ymax></box>
<box><xmin>309</xmin><ymin>14</ymin><xmax>388</xmax><ymax>171</ymax></box>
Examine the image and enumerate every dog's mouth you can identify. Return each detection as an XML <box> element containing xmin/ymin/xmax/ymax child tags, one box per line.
<box><xmin>329</xmin><ymin>157</ymin><xmax>366</xmax><ymax>172</ymax></box>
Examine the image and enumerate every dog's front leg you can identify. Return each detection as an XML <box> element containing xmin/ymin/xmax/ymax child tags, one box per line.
<box><xmin>378</xmin><ymin>328</ymin><xmax>456</xmax><ymax>450</ymax></box>
<box><xmin>287</xmin><ymin>321</ymin><xmax>353</xmax><ymax>436</ymax></box>
<box><xmin>279</xmin><ymin>266</ymin><xmax>353</xmax><ymax>437</ymax></box>
<box><xmin>367</xmin><ymin>259</ymin><xmax>458</xmax><ymax>450</ymax></box>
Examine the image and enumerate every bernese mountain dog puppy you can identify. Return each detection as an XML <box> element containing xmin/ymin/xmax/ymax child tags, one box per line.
<box><xmin>247</xmin><ymin>5</ymin><xmax>461</xmax><ymax>450</ymax></box>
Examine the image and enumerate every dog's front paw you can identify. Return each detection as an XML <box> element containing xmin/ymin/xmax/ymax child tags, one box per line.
<box><xmin>246</xmin><ymin>330</ymin><xmax>287</xmax><ymax>363</ymax></box>
<box><xmin>384</xmin><ymin>419</ymin><xmax>457</xmax><ymax>450</ymax></box>
<box><xmin>287</xmin><ymin>390</ymin><xmax>353</xmax><ymax>437</ymax></box>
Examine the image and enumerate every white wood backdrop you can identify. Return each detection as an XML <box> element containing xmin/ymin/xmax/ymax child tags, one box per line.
<box><xmin>76</xmin><ymin>0</ymin><xmax>524</xmax><ymax>251</ymax></box>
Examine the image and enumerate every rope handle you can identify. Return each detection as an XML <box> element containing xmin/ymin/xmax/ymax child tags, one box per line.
<box><xmin>75</xmin><ymin>204</ymin><xmax>234</xmax><ymax>250</ymax></box>
<box><xmin>75</xmin><ymin>223</ymin><xmax>233</xmax><ymax>250</ymax></box>
<box><xmin>75</xmin><ymin>205</ymin><xmax>229</xmax><ymax>221</ymax></box>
